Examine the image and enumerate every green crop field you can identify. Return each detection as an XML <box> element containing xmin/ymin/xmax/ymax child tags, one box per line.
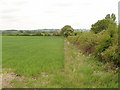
<box><xmin>2</xmin><ymin>36</ymin><xmax>64</xmax><ymax>77</ymax></box>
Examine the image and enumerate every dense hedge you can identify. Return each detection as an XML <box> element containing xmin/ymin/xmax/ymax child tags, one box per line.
<box><xmin>67</xmin><ymin>25</ymin><xmax>119</xmax><ymax>67</ymax></box>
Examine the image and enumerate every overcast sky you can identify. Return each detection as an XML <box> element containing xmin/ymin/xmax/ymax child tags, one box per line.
<box><xmin>0</xmin><ymin>0</ymin><xmax>119</xmax><ymax>30</ymax></box>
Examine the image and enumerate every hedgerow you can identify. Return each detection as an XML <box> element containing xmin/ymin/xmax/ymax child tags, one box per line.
<box><xmin>67</xmin><ymin>14</ymin><xmax>119</xmax><ymax>67</ymax></box>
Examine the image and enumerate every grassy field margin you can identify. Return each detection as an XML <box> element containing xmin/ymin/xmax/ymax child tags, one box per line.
<box><xmin>63</xmin><ymin>40</ymin><xmax>118</xmax><ymax>88</ymax></box>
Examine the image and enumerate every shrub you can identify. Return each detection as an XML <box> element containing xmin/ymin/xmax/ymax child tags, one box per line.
<box><xmin>68</xmin><ymin>32</ymin><xmax>97</xmax><ymax>54</ymax></box>
<box><xmin>101</xmin><ymin>45</ymin><xmax>119</xmax><ymax>65</ymax></box>
<box><xmin>67</xmin><ymin>36</ymin><xmax>79</xmax><ymax>44</ymax></box>
<box><xmin>95</xmin><ymin>31</ymin><xmax>112</xmax><ymax>57</ymax></box>
<box><xmin>76</xmin><ymin>32</ymin><xmax>97</xmax><ymax>53</ymax></box>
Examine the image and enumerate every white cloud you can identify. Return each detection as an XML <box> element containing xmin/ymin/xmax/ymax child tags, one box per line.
<box><xmin>0</xmin><ymin>0</ymin><xmax>119</xmax><ymax>30</ymax></box>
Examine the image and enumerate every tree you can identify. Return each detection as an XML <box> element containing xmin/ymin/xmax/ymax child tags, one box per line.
<box><xmin>19</xmin><ymin>30</ymin><xmax>23</xmax><ymax>33</ymax></box>
<box><xmin>111</xmin><ymin>13</ymin><xmax>116</xmax><ymax>21</ymax></box>
<box><xmin>60</xmin><ymin>25</ymin><xmax>74</xmax><ymax>37</ymax></box>
<box><xmin>35</xmin><ymin>31</ymin><xmax>42</xmax><ymax>36</ymax></box>
<box><xmin>105</xmin><ymin>13</ymin><xmax>116</xmax><ymax>21</ymax></box>
<box><xmin>91</xmin><ymin>13</ymin><xmax>116</xmax><ymax>34</ymax></box>
<box><xmin>105</xmin><ymin>14</ymin><xmax>111</xmax><ymax>20</ymax></box>
<box><xmin>91</xmin><ymin>19</ymin><xmax>111</xmax><ymax>34</ymax></box>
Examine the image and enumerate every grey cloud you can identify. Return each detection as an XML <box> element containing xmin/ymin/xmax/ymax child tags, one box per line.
<box><xmin>1</xmin><ymin>9</ymin><xmax>20</xmax><ymax>14</ymax></box>
<box><xmin>1</xmin><ymin>15</ymin><xmax>15</xmax><ymax>19</ymax></box>
<box><xmin>64</xmin><ymin>15</ymin><xmax>74</xmax><ymax>18</ymax></box>
<box><xmin>53</xmin><ymin>3</ymin><xmax>73</xmax><ymax>7</ymax></box>
<box><xmin>13</xmin><ymin>1</ymin><xmax>28</xmax><ymax>5</ymax></box>
<box><xmin>1</xmin><ymin>0</ymin><xmax>28</xmax><ymax>6</ymax></box>
<box><xmin>0</xmin><ymin>0</ymin><xmax>28</xmax><ymax>16</ymax></box>
<box><xmin>44</xmin><ymin>10</ymin><xmax>56</xmax><ymax>14</ymax></box>
<box><xmin>0</xmin><ymin>15</ymin><xmax>20</xmax><ymax>22</ymax></box>
<box><xmin>54</xmin><ymin>2</ymin><xmax>92</xmax><ymax>8</ymax></box>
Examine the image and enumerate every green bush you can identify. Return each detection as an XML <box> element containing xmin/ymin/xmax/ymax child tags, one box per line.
<box><xmin>68</xmin><ymin>32</ymin><xmax>97</xmax><ymax>54</ymax></box>
<box><xmin>67</xmin><ymin>26</ymin><xmax>118</xmax><ymax>66</ymax></box>
<box><xmin>67</xmin><ymin>36</ymin><xmax>79</xmax><ymax>44</ymax></box>
<box><xmin>76</xmin><ymin>32</ymin><xmax>97</xmax><ymax>53</ymax></box>
<box><xmin>101</xmin><ymin>45</ymin><xmax>119</xmax><ymax>65</ymax></box>
<box><xmin>95</xmin><ymin>31</ymin><xmax>112</xmax><ymax>57</ymax></box>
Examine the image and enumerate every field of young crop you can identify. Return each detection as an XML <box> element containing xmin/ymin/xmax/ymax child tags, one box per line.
<box><xmin>2</xmin><ymin>36</ymin><xmax>64</xmax><ymax>77</ymax></box>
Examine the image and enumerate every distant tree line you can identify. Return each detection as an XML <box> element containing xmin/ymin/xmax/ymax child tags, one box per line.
<box><xmin>2</xmin><ymin>27</ymin><xmax>81</xmax><ymax>37</ymax></box>
<box><xmin>2</xmin><ymin>30</ymin><xmax>61</xmax><ymax>36</ymax></box>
